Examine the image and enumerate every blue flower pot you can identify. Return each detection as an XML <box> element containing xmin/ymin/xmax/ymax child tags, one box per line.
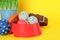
<box><xmin>0</xmin><ymin>10</ymin><xmax>17</xmax><ymax>20</ymax></box>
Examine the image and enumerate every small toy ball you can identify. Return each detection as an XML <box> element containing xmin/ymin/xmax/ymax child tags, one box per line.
<box><xmin>19</xmin><ymin>11</ymin><xmax>29</xmax><ymax>20</ymax></box>
<box><xmin>27</xmin><ymin>16</ymin><xmax>38</xmax><ymax>24</ymax></box>
<box><xmin>17</xmin><ymin>20</ymin><xmax>27</xmax><ymax>24</ymax></box>
<box><xmin>0</xmin><ymin>19</ymin><xmax>10</xmax><ymax>35</ymax></box>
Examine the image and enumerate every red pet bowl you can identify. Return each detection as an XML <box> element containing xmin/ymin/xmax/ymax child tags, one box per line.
<box><xmin>11</xmin><ymin>23</ymin><xmax>42</xmax><ymax>37</ymax></box>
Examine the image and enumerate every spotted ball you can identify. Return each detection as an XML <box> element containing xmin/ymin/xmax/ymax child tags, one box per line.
<box><xmin>0</xmin><ymin>19</ymin><xmax>10</xmax><ymax>35</ymax></box>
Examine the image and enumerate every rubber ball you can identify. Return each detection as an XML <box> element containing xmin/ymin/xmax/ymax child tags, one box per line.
<box><xmin>19</xmin><ymin>11</ymin><xmax>29</xmax><ymax>20</ymax></box>
<box><xmin>27</xmin><ymin>16</ymin><xmax>38</xmax><ymax>24</ymax></box>
<box><xmin>0</xmin><ymin>19</ymin><xmax>10</xmax><ymax>35</ymax></box>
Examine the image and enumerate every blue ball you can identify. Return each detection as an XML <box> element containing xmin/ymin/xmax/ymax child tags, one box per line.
<box><xmin>19</xmin><ymin>11</ymin><xmax>29</xmax><ymax>20</ymax></box>
<box><xmin>0</xmin><ymin>19</ymin><xmax>10</xmax><ymax>35</ymax></box>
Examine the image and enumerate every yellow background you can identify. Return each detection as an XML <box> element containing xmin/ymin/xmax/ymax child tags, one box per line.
<box><xmin>0</xmin><ymin>0</ymin><xmax>60</xmax><ymax>40</ymax></box>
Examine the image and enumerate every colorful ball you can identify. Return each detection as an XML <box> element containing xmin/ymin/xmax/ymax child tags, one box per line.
<box><xmin>27</xmin><ymin>16</ymin><xmax>38</xmax><ymax>24</ymax></box>
<box><xmin>0</xmin><ymin>19</ymin><xmax>10</xmax><ymax>35</ymax></box>
<box><xmin>19</xmin><ymin>11</ymin><xmax>29</xmax><ymax>20</ymax></box>
<box><xmin>17</xmin><ymin>20</ymin><xmax>27</xmax><ymax>24</ymax></box>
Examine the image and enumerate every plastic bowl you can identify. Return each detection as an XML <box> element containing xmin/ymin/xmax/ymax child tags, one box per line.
<box><xmin>11</xmin><ymin>22</ymin><xmax>42</xmax><ymax>37</ymax></box>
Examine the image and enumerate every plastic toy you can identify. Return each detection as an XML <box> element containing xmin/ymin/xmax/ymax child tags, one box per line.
<box><xmin>19</xmin><ymin>11</ymin><xmax>29</xmax><ymax>20</ymax></box>
<box><xmin>27</xmin><ymin>16</ymin><xmax>38</xmax><ymax>24</ymax></box>
<box><xmin>17</xmin><ymin>20</ymin><xmax>28</xmax><ymax>24</ymax></box>
<box><xmin>0</xmin><ymin>19</ymin><xmax>10</xmax><ymax>35</ymax></box>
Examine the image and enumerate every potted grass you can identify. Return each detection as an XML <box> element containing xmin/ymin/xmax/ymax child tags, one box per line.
<box><xmin>0</xmin><ymin>0</ymin><xmax>18</xmax><ymax>20</ymax></box>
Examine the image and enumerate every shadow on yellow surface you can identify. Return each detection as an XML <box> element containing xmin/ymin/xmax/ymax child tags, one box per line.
<box><xmin>0</xmin><ymin>0</ymin><xmax>60</xmax><ymax>40</ymax></box>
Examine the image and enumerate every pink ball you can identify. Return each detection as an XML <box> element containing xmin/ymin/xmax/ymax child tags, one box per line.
<box><xmin>17</xmin><ymin>20</ymin><xmax>27</xmax><ymax>24</ymax></box>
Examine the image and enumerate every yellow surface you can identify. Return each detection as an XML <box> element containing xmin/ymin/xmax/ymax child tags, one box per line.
<box><xmin>0</xmin><ymin>0</ymin><xmax>60</xmax><ymax>40</ymax></box>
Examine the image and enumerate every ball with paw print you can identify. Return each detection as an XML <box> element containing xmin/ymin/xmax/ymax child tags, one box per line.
<box><xmin>27</xmin><ymin>16</ymin><xmax>38</xmax><ymax>24</ymax></box>
<box><xmin>19</xmin><ymin>11</ymin><xmax>29</xmax><ymax>20</ymax></box>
